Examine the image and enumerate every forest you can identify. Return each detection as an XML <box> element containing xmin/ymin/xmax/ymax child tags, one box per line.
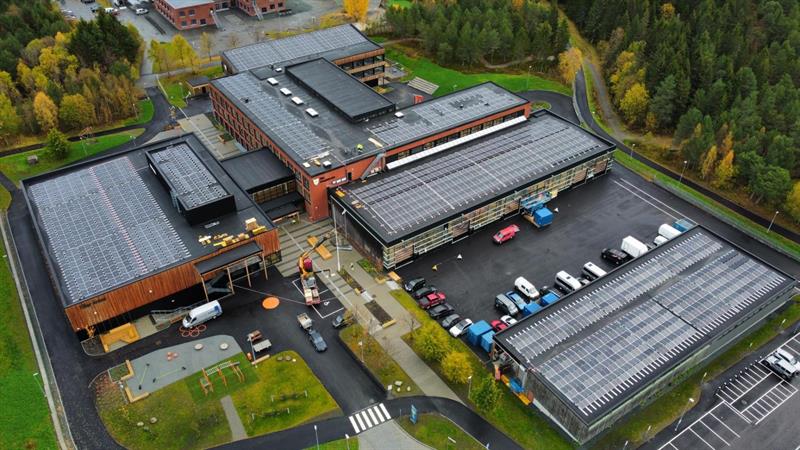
<box><xmin>384</xmin><ymin>0</ymin><xmax>570</xmax><ymax>68</ymax></box>
<box><xmin>0</xmin><ymin>0</ymin><xmax>143</xmax><ymax>146</ymax></box>
<box><xmin>563</xmin><ymin>0</ymin><xmax>800</xmax><ymax>221</ymax></box>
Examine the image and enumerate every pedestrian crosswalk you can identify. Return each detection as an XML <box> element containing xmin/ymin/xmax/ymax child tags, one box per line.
<box><xmin>348</xmin><ymin>403</ymin><xmax>391</xmax><ymax>434</ymax></box>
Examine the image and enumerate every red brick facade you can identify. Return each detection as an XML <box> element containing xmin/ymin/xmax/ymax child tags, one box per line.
<box><xmin>210</xmin><ymin>82</ymin><xmax>530</xmax><ymax>221</ymax></box>
<box><xmin>154</xmin><ymin>0</ymin><xmax>285</xmax><ymax>29</ymax></box>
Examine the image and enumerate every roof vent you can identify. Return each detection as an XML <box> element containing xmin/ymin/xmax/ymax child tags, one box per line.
<box><xmin>394</xmin><ymin>111</ymin><xmax>405</xmax><ymax>118</ymax></box>
<box><xmin>275</xmin><ymin>67</ymin><xmax>283</xmax><ymax>72</ymax></box>
<box><xmin>280</xmin><ymin>88</ymin><xmax>292</xmax><ymax>96</ymax></box>
<box><xmin>458</xmin><ymin>103</ymin><xmax>464</xmax><ymax>109</ymax></box>
<box><xmin>291</xmin><ymin>96</ymin><xmax>304</xmax><ymax>105</ymax></box>
<box><xmin>267</xmin><ymin>77</ymin><xmax>278</xmax><ymax>85</ymax></box>
<box><xmin>243</xmin><ymin>97</ymin><xmax>250</xmax><ymax>103</ymax></box>
<box><xmin>322</xmin><ymin>160</ymin><xmax>332</xmax><ymax>168</ymax></box>
<box><xmin>305</xmin><ymin>108</ymin><xmax>319</xmax><ymax>117</ymax></box>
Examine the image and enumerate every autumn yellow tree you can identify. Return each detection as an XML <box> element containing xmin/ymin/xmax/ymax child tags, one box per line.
<box><xmin>343</xmin><ymin>0</ymin><xmax>369</xmax><ymax>22</ymax></box>
<box><xmin>785</xmin><ymin>181</ymin><xmax>800</xmax><ymax>223</ymax></box>
<box><xmin>0</xmin><ymin>93</ymin><xmax>20</xmax><ymax>145</ymax></box>
<box><xmin>169</xmin><ymin>35</ymin><xmax>198</xmax><ymax>71</ymax></box>
<box><xmin>700</xmin><ymin>145</ymin><xmax>718</xmax><ymax>180</ymax></box>
<box><xmin>619</xmin><ymin>82</ymin><xmax>649</xmax><ymax>127</ymax></box>
<box><xmin>558</xmin><ymin>47</ymin><xmax>583</xmax><ymax>85</ymax></box>
<box><xmin>33</xmin><ymin>91</ymin><xmax>59</xmax><ymax>132</ymax></box>
<box><xmin>199</xmin><ymin>32</ymin><xmax>213</xmax><ymax>61</ymax></box>
<box><xmin>512</xmin><ymin>0</ymin><xmax>525</xmax><ymax>10</ymax></box>
<box><xmin>441</xmin><ymin>352</ymin><xmax>472</xmax><ymax>384</ymax></box>
<box><xmin>712</xmin><ymin>150</ymin><xmax>735</xmax><ymax>188</ymax></box>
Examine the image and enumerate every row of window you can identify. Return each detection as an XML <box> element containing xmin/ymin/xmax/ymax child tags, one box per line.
<box><xmin>340</xmin><ymin>55</ymin><xmax>385</xmax><ymax>70</ymax></box>
<box><xmin>251</xmin><ymin>180</ymin><xmax>296</xmax><ymax>204</ymax></box>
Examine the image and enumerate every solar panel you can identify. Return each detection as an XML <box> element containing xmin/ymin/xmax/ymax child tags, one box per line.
<box><xmin>149</xmin><ymin>144</ymin><xmax>228</xmax><ymax>209</ymax></box>
<box><xmin>224</xmin><ymin>25</ymin><xmax>373</xmax><ymax>72</ymax></box>
<box><xmin>29</xmin><ymin>157</ymin><xmax>190</xmax><ymax>303</ymax></box>
<box><xmin>346</xmin><ymin>115</ymin><xmax>608</xmax><ymax>235</ymax></box>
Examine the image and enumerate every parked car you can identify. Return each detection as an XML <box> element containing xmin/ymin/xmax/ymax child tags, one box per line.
<box><xmin>494</xmin><ymin>293</ymin><xmax>519</xmax><ymax>316</ymax></box>
<box><xmin>90</xmin><ymin>4</ymin><xmax>101</xmax><ymax>12</ymax></box>
<box><xmin>307</xmin><ymin>329</ymin><xmax>327</xmax><ymax>352</ymax></box>
<box><xmin>135</xmin><ymin>7</ymin><xmax>148</xmax><ymax>14</ymax></box>
<box><xmin>490</xmin><ymin>319</ymin><xmax>508</xmax><ymax>332</ymax></box>
<box><xmin>514</xmin><ymin>276</ymin><xmax>539</xmax><ymax>300</ymax></box>
<box><xmin>428</xmin><ymin>303</ymin><xmax>454</xmax><ymax>319</ymax></box>
<box><xmin>601</xmin><ymin>248</ymin><xmax>630</xmax><ymax>266</ymax></box>
<box><xmin>500</xmin><ymin>315</ymin><xmax>517</xmax><ymax>327</ymax></box>
<box><xmin>506</xmin><ymin>290</ymin><xmax>528</xmax><ymax>311</ymax></box>
<box><xmin>418</xmin><ymin>291</ymin><xmax>446</xmax><ymax>309</ymax></box>
<box><xmin>765</xmin><ymin>353</ymin><xmax>795</xmax><ymax>380</ymax></box>
<box><xmin>449</xmin><ymin>318</ymin><xmax>473</xmax><ymax>337</ymax></box>
<box><xmin>331</xmin><ymin>314</ymin><xmax>349</xmax><ymax>329</ymax></box>
<box><xmin>493</xmin><ymin>224</ymin><xmax>520</xmax><ymax>244</ymax></box>
<box><xmin>412</xmin><ymin>285</ymin><xmax>437</xmax><ymax>300</ymax></box>
<box><xmin>404</xmin><ymin>277</ymin><xmax>425</xmax><ymax>293</ymax></box>
<box><xmin>773</xmin><ymin>349</ymin><xmax>800</xmax><ymax>372</ymax></box>
<box><xmin>440</xmin><ymin>314</ymin><xmax>461</xmax><ymax>329</ymax></box>
<box><xmin>81</xmin><ymin>0</ymin><xmax>96</xmax><ymax>3</ymax></box>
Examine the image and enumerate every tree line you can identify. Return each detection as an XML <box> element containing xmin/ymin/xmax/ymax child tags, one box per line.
<box><xmin>0</xmin><ymin>4</ymin><xmax>143</xmax><ymax>147</ymax></box>
<box><xmin>562</xmin><ymin>0</ymin><xmax>800</xmax><ymax>221</ymax></box>
<box><xmin>383</xmin><ymin>0</ymin><xmax>570</xmax><ymax>68</ymax></box>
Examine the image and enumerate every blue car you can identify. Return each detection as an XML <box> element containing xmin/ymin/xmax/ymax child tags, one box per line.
<box><xmin>506</xmin><ymin>291</ymin><xmax>528</xmax><ymax>312</ymax></box>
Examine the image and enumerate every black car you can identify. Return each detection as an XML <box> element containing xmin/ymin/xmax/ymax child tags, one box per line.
<box><xmin>428</xmin><ymin>303</ymin><xmax>454</xmax><ymax>319</ymax></box>
<box><xmin>601</xmin><ymin>248</ymin><xmax>630</xmax><ymax>266</ymax></box>
<box><xmin>440</xmin><ymin>313</ymin><xmax>461</xmax><ymax>329</ymax></box>
<box><xmin>404</xmin><ymin>277</ymin><xmax>425</xmax><ymax>293</ymax></box>
<box><xmin>412</xmin><ymin>285</ymin><xmax>437</xmax><ymax>300</ymax></box>
<box><xmin>331</xmin><ymin>314</ymin><xmax>349</xmax><ymax>329</ymax></box>
<box><xmin>308</xmin><ymin>329</ymin><xmax>327</xmax><ymax>352</ymax></box>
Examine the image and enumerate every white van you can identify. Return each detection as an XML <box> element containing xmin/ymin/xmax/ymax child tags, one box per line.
<box><xmin>182</xmin><ymin>301</ymin><xmax>222</xmax><ymax>328</ymax></box>
<box><xmin>653</xmin><ymin>235</ymin><xmax>669</xmax><ymax>246</ymax></box>
<box><xmin>621</xmin><ymin>236</ymin><xmax>649</xmax><ymax>258</ymax></box>
<box><xmin>514</xmin><ymin>276</ymin><xmax>539</xmax><ymax>300</ymax></box>
<box><xmin>658</xmin><ymin>223</ymin><xmax>682</xmax><ymax>240</ymax></box>
<box><xmin>582</xmin><ymin>262</ymin><xmax>607</xmax><ymax>280</ymax></box>
<box><xmin>554</xmin><ymin>271</ymin><xmax>582</xmax><ymax>293</ymax></box>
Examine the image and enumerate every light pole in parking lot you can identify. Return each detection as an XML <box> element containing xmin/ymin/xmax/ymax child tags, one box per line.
<box><xmin>314</xmin><ymin>424</ymin><xmax>319</xmax><ymax>450</ymax></box>
<box><xmin>467</xmin><ymin>375</ymin><xmax>473</xmax><ymax>398</ymax></box>
<box><xmin>767</xmin><ymin>210</ymin><xmax>779</xmax><ymax>233</ymax></box>
<box><xmin>674</xmin><ymin>397</ymin><xmax>695</xmax><ymax>431</ymax></box>
<box><xmin>679</xmin><ymin>160</ymin><xmax>688</xmax><ymax>184</ymax></box>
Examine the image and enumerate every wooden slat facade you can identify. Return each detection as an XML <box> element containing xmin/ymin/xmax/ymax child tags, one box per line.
<box><xmin>64</xmin><ymin>229</ymin><xmax>280</xmax><ymax>332</ymax></box>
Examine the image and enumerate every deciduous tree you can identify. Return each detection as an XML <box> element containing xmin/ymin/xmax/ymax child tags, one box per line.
<box><xmin>712</xmin><ymin>150</ymin><xmax>735</xmax><ymax>189</ymax></box>
<box><xmin>0</xmin><ymin>93</ymin><xmax>20</xmax><ymax>145</ymax></box>
<box><xmin>343</xmin><ymin>0</ymin><xmax>369</xmax><ymax>22</ymax></box>
<box><xmin>619</xmin><ymin>82</ymin><xmax>649</xmax><ymax>127</ymax></box>
<box><xmin>470</xmin><ymin>375</ymin><xmax>502</xmax><ymax>413</ymax></box>
<box><xmin>441</xmin><ymin>352</ymin><xmax>472</xmax><ymax>384</ymax></box>
<box><xmin>412</xmin><ymin>322</ymin><xmax>450</xmax><ymax>362</ymax></box>
<box><xmin>33</xmin><ymin>91</ymin><xmax>58</xmax><ymax>132</ymax></box>
<box><xmin>199</xmin><ymin>32</ymin><xmax>213</xmax><ymax>61</ymax></box>
<box><xmin>59</xmin><ymin>93</ymin><xmax>95</xmax><ymax>130</ymax></box>
<box><xmin>785</xmin><ymin>181</ymin><xmax>800</xmax><ymax>223</ymax></box>
<box><xmin>557</xmin><ymin>47</ymin><xmax>583</xmax><ymax>85</ymax></box>
<box><xmin>44</xmin><ymin>129</ymin><xmax>70</xmax><ymax>160</ymax></box>
<box><xmin>700</xmin><ymin>145</ymin><xmax>718</xmax><ymax>180</ymax></box>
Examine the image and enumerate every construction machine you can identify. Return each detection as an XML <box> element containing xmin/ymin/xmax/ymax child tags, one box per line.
<box><xmin>297</xmin><ymin>230</ymin><xmax>335</xmax><ymax>305</ymax></box>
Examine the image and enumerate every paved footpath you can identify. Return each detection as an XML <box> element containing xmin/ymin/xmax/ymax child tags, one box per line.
<box><xmin>359</xmin><ymin>419</ymin><xmax>432</xmax><ymax>450</ymax></box>
<box><xmin>221</xmin><ymin>395</ymin><xmax>248</xmax><ymax>441</ymax></box>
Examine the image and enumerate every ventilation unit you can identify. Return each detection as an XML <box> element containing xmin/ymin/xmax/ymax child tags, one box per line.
<box><xmin>291</xmin><ymin>96</ymin><xmax>304</xmax><ymax>105</ymax></box>
<box><xmin>305</xmin><ymin>108</ymin><xmax>319</xmax><ymax>117</ymax></box>
<box><xmin>280</xmin><ymin>88</ymin><xmax>292</xmax><ymax>96</ymax></box>
<box><xmin>266</xmin><ymin>77</ymin><xmax>278</xmax><ymax>86</ymax></box>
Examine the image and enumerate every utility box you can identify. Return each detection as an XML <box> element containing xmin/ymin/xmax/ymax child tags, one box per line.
<box><xmin>541</xmin><ymin>292</ymin><xmax>560</xmax><ymax>306</ymax></box>
<box><xmin>533</xmin><ymin>207</ymin><xmax>554</xmax><ymax>228</ymax></box>
<box><xmin>467</xmin><ymin>320</ymin><xmax>492</xmax><ymax>346</ymax></box>
<box><xmin>522</xmin><ymin>302</ymin><xmax>543</xmax><ymax>317</ymax></box>
<box><xmin>480</xmin><ymin>330</ymin><xmax>496</xmax><ymax>353</ymax></box>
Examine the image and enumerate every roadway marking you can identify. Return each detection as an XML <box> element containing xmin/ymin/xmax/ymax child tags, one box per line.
<box><xmin>612</xmin><ymin>179</ymin><xmax>677</xmax><ymax>220</ymax></box>
<box><xmin>616</xmin><ymin>177</ymin><xmax>691</xmax><ymax>219</ymax></box>
<box><xmin>660</xmin><ymin>402</ymin><xmax>749</xmax><ymax>450</ymax></box>
<box><xmin>348</xmin><ymin>403</ymin><xmax>392</xmax><ymax>435</ymax></box>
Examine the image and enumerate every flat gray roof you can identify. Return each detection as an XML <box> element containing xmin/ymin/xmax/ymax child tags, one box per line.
<box><xmin>211</xmin><ymin>73</ymin><xmax>527</xmax><ymax>176</ymax></box>
<box><xmin>287</xmin><ymin>58</ymin><xmax>395</xmax><ymax>122</ymax></box>
<box><xmin>23</xmin><ymin>134</ymin><xmax>272</xmax><ymax>307</ymax></box>
<box><xmin>162</xmin><ymin>0</ymin><xmax>211</xmax><ymax>9</ymax></box>
<box><xmin>493</xmin><ymin>227</ymin><xmax>796</xmax><ymax>423</ymax></box>
<box><xmin>335</xmin><ymin>110</ymin><xmax>614</xmax><ymax>245</ymax></box>
<box><xmin>221</xmin><ymin>24</ymin><xmax>381</xmax><ymax>73</ymax></box>
<box><xmin>221</xmin><ymin>149</ymin><xmax>293</xmax><ymax>193</ymax></box>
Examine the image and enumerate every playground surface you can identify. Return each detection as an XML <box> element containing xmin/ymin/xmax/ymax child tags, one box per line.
<box><xmin>126</xmin><ymin>335</ymin><xmax>242</xmax><ymax>396</ymax></box>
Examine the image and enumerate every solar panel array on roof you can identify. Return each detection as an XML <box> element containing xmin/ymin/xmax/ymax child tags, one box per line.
<box><xmin>223</xmin><ymin>24</ymin><xmax>374</xmax><ymax>72</ymax></box>
<box><xmin>28</xmin><ymin>157</ymin><xmax>190</xmax><ymax>304</ymax></box>
<box><xmin>496</xmin><ymin>228</ymin><xmax>793</xmax><ymax>420</ymax></box>
<box><xmin>345</xmin><ymin>115</ymin><xmax>608</xmax><ymax>237</ymax></box>
<box><xmin>365</xmin><ymin>85</ymin><xmax>522</xmax><ymax>146</ymax></box>
<box><xmin>149</xmin><ymin>144</ymin><xmax>228</xmax><ymax>209</ymax></box>
<box><xmin>215</xmin><ymin>73</ymin><xmax>332</xmax><ymax>161</ymax></box>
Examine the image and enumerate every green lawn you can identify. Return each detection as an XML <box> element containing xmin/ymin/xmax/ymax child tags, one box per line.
<box><xmin>398</xmin><ymin>414</ymin><xmax>485</xmax><ymax>450</ymax></box>
<box><xmin>386</xmin><ymin>47</ymin><xmax>571</xmax><ymax>96</ymax></box>
<box><xmin>596</xmin><ymin>296</ymin><xmax>800</xmax><ymax>448</ymax></box>
<box><xmin>386</xmin><ymin>0</ymin><xmax>412</xmax><ymax>8</ymax></box>
<box><xmin>613</xmin><ymin>150</ymin><xmax>800</xmax><ymax>260</ymax></box>
<box><xmin>340</xmin><ymin>324</ymin><xmax>421</xmax><ymax>396</ymax></box>
<box><xmin>124</xmin><ymin>99</ymin><xmax>155</xmax><ymax>126</ymax></box>
<box><xmin>390</xmin><ymin>290</ymin><xmax>574</xmax><ymax>450</ymax></box>
<box><xmin>163</xmin><ymin>81</ymin><xmax>189</xmax><ymax>108</ymax></box>
<box><xmin>0</xmin><ymin>129</ymin><xmax>144</xmax><ymax>185</ymax></box>
<box><xmin>232</xmin><ymin>350</ymin><xmax>341</xmax><ymax>436</ymax></box>
<box><xmin>0</xmin><ymin>231</ymin><xmax>57</xmax><ymax>450</ymax></box>
<box><xmin>306</xmin><ymin>438</ymin><xmax>359</xmax><ymax>449</ymax></box>
<box><xmin>96</xmin><ymin>351</ymin><xmax>339</xmax><ymax>450</ymax></box>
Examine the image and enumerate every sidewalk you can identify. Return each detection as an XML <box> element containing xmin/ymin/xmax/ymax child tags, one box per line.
<box><xmin>279</xmin><ymin>220</ymin><xmax>462</xmax><ymax>404</ymax></box>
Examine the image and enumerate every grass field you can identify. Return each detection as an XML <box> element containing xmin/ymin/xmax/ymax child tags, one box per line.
<box><xmin>390</xmin><ymin>290</ymin><xmax>574</xmax><ymax>450</ymax></box>
<box><xmin>596</xmin><ymin>295</ymin><xmax>800</xmax><ymax>448</ymax></box>
<box><xmin>398</xmin><ymin>413</ymin><xmax>485</xmax><ymax>450</ymax></box>
<box><xmin>306</xmin><ymin>438</ymin><xmax>359</xmax><ymax>449</ymax></box>
<box><xmin>124</xmin><ymin>99</ymin><xmax>155</xmax><ymax>126</ymax></box>
<box><xmin>0</xmin><ymin>230</ymin><xmax>57</xmax><ymax>450</ymax></box>
<box><xmin>614</xmin><ymin>150</ymin><xmax>800</xmax><ymax>260</ymax></box>
<box><xmin>340</xmin><ymin>324</ymin><xmax>421</xmax><ymax>396</ymax></box>
<box><xmin>97</xmin><ymin>351</ymin><xmax>339</xmax><ymax>450</ymax></box>
<box><xmin>386</xmin><ymin>47</ymin><xmax>570</xmax><ymax>96</ymax></box>
<box><xmin>385</xmin><ymin>0</ymin><xmax>412</xmax><ymax>8</ymax></box>
<box><xmin>0</xmin><ymin>129</ymin><xmax>144</xmax><ymax>185</ymax></box>
<box><xmin>161</xmin><ymin>66</ymin><xmax>225</xmax><ymax>108</ymax></box>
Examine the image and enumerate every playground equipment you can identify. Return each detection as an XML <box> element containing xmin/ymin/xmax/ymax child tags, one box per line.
<box><xmin>199</xmin><ymin>360</ymin><xmax>245</xmax><ymax>395</ymax></box>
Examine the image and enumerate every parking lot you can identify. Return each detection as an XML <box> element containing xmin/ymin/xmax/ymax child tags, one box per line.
<box><xmin>661</xmin><ymin>401</ymin><xmax>750</xmax><ymax>450</ymax></box>
<box><xmin>396</xmin><ymin>167</ymin><xmax>680</xmax><ymax>345</ymax></box>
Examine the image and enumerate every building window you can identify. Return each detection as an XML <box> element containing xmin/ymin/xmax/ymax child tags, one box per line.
<box><xmin>269</xmin><ymin>3</ymin><xmax>274</xmax><ymax>8</ymax></box>
<box><xmin>261</xmin><ymin>6</ymin><xmax>267</xmax><ymax>11</ymax></box>
<box><xmin>181</xmin><ymin>20</ymin><xmax>187</xmax><ymax>26</ymax></box>
<box><xmin>200</xmin><ymin>18</ymin><xmax>206</xmax><ymax>24</ymax></box>
<box><xmin>179</xmin><ymin>10</ymin><xmax>185</xmax><ymax>16</ymax></box>
<box><xmin>189</xmin><ymin>8</ymin><xmax>195</xmax><ymax>15</ymax></box>
<box><xmin>278</xmin><ymin>2</ymin><xmax>283</xmax><ymax>6</ymax></box>
<box><xmin>191</xmin><ymin>18</ymin><xmax>197</xmax><ymax>24</ymax></box>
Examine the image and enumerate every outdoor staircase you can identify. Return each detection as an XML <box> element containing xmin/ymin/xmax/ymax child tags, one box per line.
<box><xmin>252</xmin><ymin>0</ymin><xmax>263</xmax><ymax>20</ymax></box>
<box><xmin>407</xmin><ymin>77</ymin><xmax>439</xmax><ymax>95</ymax></box>
<box><xmin>210</xmin><ymin>10</ymin><xmax>224</xmax><ymax>30</ymax></box>
<box><xmin>150</xmin><ymin>302</ymin><xmax>203</xmax><ymax>329</ymax></box>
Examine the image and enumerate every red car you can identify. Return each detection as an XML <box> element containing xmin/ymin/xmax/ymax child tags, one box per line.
<box><xmin>418</xmin><ymin>291</ymin><xmax>446</xmax><ymax>309</ymax></box>
<box><xmin>493</xmin><ymin>224</ymin><xmax>520</xmax><ymax>244</ymax></box>
<box><xmin>490</xmin><ymin>319</ymin><xmax>508</xmax><ymax>332</ymax></box>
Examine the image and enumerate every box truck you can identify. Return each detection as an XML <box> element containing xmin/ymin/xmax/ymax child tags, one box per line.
<box><xmin>621</xmin><ymin>236</ymin><xmax>649</xmax><ymax>258</ymax></box>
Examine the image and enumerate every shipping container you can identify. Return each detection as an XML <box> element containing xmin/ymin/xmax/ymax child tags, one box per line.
<box><xmin>522</xmin><ymin>302</ymin><xmax>543</xmax><ymax>317</ymax></box>
<box><xmin>466</xmin><ymin>320</ymin><xmax>493</xmax><ymax>346</ymax></box>
<box><xmin>541</xmin><ymin>292</ymin><xmax>560</xmax><ymax>306</ymax></box>
<box><xmin>533</xmin><ymin>207</ymin><xmax>553</xmax><ymax>228</ymax></box>
<box><xmin>480</xmin><ymin>330</ymin><xmax>495</xmax><ymax>353</ymax></box>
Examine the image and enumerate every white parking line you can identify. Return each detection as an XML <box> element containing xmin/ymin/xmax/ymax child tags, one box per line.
<box><xmin>708</xmin><ymin>413</ymin><xmax>740</xmax><ymax>438</ymax></box>
<box><xmin>689</xmin><ymin>428</ymin><xmax>716</xmax><ymax>449</ymax></box>
<box><xmin>616</xmin><ymin>177</ymin><xmax>690</xmax><ymax>218</ymax></box>
<box><xmin>612</xmin><ymin>180</ymin><xmax>677</xmax><ymax>220</ymax></box>
<box><xmin>661</xmin><ymin>402</ymin><xmax>746</xmax><ymax>450</ymax></box>
<box><xmin>699</xmin><ymin>420</ymin><xmax>729</xmax><ymax>445</ymax></box>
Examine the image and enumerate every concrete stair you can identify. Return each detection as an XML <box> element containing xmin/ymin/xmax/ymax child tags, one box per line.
<box><xmin>407</xmin><ymin>77</ymin><xmax>439</xmax><ymax>95</ymax></box>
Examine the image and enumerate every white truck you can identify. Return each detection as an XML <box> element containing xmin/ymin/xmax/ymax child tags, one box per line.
<box><xmin>182</xmin><ymin>301</ymin><xmax>222</xmax><ymax>328</ymax></box>
<box><xmin>621</xmin><ymin>236</ymin><xmax>649</xmax><ymax>258</ymax></box>
<box><xmin>297</xmin><ymin>313</ymin><xmax>313</xmax><ymax>331</ymax></box>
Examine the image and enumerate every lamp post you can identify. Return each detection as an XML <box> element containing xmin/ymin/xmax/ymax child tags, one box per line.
<box><xmin>358</xmin><ymin>341</ymin><xmax>364</xmax><ymax>362</ymax></box>
<box><xmin>345</xmin><ymin>433</ymin><xmax>350</xmax><ymax>450</ymax></box>
<box><xmin>467</xmin><ymin>375</ymin><xmax>473</xmax><ymax>398</ymax></box>
<box><xmin>767</xmin><ymin>210</ymin><xmax>779</xmax><ymax>233</ymax></box>
<box><xmin>674</xmin><ymin>397</ymin><xmax>695</xmax><ymax>431</ymax></box>
<box><xmin>332</xmin><ymin>206</ymin><xmax>341</xmax><ymax>272</ymax></box>
<box><xmin>526</xmin><ymin>65</ymin><xmax>532</xmax><ymax>90</ymax></box>
<box><xmin>679</xmin><ymin>160</ymin><xmax>688</xmax><ymax>184</ymax></box>
<box><xmin>314</xmin><ymin>424</ymin><xmax>319</xmax><ymax>450</ymax></box>
<box><xmin>32</xmin><ymin>372</ymin><xmax>45</xmax><ymax>397</ymax></box>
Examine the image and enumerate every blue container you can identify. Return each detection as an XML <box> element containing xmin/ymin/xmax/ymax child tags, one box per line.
<box><xmin>673</xmin><ymin>218</ymin><xmax>696</xmax><ymax>232</ymax></box>
<box><xmin>480</xmin><ymin>330</ymin><xmax>495</xmax><ymax>353</ymax></box>
<box><xmin>533</xmin><ymin>207</ymin><xmax>553</xmax><ymax>227</ymax></box>
<box><xmin>541</xmin><ymin>292</ymin><xmax>560</xmax><ymax>306</ymax></box>
<box><xmin>522</xmin><ymin>302</ymin><xmax>543</xmax><ymax>317</ymax></box>
<box><xmin>509</xmin><ymin>377</ymin><xmax>524</xmax><ymax>394</ymax></box>
<box><xmin>466</xmin><ymin>320</ymin><xmax>492</xmax><ymax>346</ymax></box>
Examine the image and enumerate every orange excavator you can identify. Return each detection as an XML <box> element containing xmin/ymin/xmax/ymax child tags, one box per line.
<box><xmin>297</xmin><ymin>230</ymin><xmax>335</xmax><ymax>306</ymax></box>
